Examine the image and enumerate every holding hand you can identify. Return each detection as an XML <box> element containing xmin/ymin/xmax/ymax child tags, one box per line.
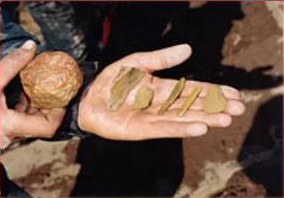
<box><xmin>1</xmin><ymin>41</ymin><xmax>66</xmax><ymax>149</ymax></box>
<box><xmin>78</xmin><ymin>44</ymin><xmax>245</xmax><ymax>140</ymax></box>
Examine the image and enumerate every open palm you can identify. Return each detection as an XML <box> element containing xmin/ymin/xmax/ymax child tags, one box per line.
<box><xmin>78</xmin><ymin>44</ymin><xmax>245</xmax><ymax>140</ymax></box>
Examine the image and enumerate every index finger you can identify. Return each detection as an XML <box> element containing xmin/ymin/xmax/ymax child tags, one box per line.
<box><xmin>0</xmin><ymin>40</ymin><xmax>36</xmax><ymax>91</ymax></box>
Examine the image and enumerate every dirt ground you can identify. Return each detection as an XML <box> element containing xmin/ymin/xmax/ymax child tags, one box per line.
<box><xmin>1</xmin><ymin>2</ymin><xmax>283</xmax><ymax>198</ymax></box>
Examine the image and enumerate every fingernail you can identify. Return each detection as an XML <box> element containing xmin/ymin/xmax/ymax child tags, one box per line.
<box><xmin>22</xmin><ymin>40</ymin><xmax>36</xmax><ymax>50</ymax></box>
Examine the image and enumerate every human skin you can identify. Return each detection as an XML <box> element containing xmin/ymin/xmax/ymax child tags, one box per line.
<box><xmin>78</xmin><ymin>44</ymin><xmax>245</xmax><ymax>140</ymax></box>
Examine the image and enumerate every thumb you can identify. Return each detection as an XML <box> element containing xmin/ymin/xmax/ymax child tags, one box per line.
<box><xmin>1</xmin><ymin>40</ymin><xmax>37</xmax><ymax>90</ymax></box>
<box><xmin>121</xmin><ymin>44</ymin><xmax>192</xmax><ymax>73</ymax></box>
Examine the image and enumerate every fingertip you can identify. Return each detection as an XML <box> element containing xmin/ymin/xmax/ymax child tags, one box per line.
<box><xmin>233</xmin><ymin>102</ymin><xmax>245</xmax><ymax>116</ymax></box>
<box><xmin>226</xmin><ymin>100</ymin><xmax>246</xmax><ymax>116</ymax></box>
<box><xmin>219</xmin><ymin>114</ymin><xmax>232</xmax><ymax>127</ymax></box>
<box><xmin>178</xmin><ymin>43</ymin><xmax>192</xmax><ymax>50</ymax></box>
<box><xmin>221</xmin><ymin>85</ymin><xmax>241</xmax><ymax>99</ymax></box>
<box><xmin>187</xmin><ymin>123</ymin><xmax>208</xmax><ymax>137</ymax></box>
<box><xmin>175</xmin><ymin>43</ymin><xmax>192</xmax><ymax>57</ymax></box>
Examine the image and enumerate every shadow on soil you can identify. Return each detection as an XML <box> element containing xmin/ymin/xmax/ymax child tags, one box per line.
<box><xmin>238</xmin><ymin>95</ymin><xmax>283</xmax><ymax>197</ymax></box>
<box><xmin>71</xmin><ymin>138</ymin><xmax>183</xmax><ymax>196</ymax></box>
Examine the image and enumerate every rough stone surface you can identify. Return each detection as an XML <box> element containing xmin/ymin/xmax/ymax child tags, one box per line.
<box><xmin>20</xmin><ymin>51</ymin><xmax>83</xmax><ymax>108</ymax></box>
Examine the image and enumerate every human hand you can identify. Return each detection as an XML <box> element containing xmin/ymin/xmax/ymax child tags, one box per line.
<box><xmin>1</xmin><ymin>41</ymin><xmax>66</xmax><ymax>149</ymax></box>
<box><xmin>78</xmin><ymin>44</ymin><xmax>245</xmax><ymax>140</ymax></box>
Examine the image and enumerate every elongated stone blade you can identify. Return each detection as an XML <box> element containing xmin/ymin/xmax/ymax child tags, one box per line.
<box><xmin>158</xmin><ymin>77</ymin><xmax>186</xmax><ymax>115</ymax></box>
<box><xmin>177</xmin><ymin>87</ymin><xmax>202</xmax><ymax>117</ymax></box>
<box><xmin>108</xmin><ymin>67</ymin><xmax>145</xmax><ymax>110</ymax></box>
